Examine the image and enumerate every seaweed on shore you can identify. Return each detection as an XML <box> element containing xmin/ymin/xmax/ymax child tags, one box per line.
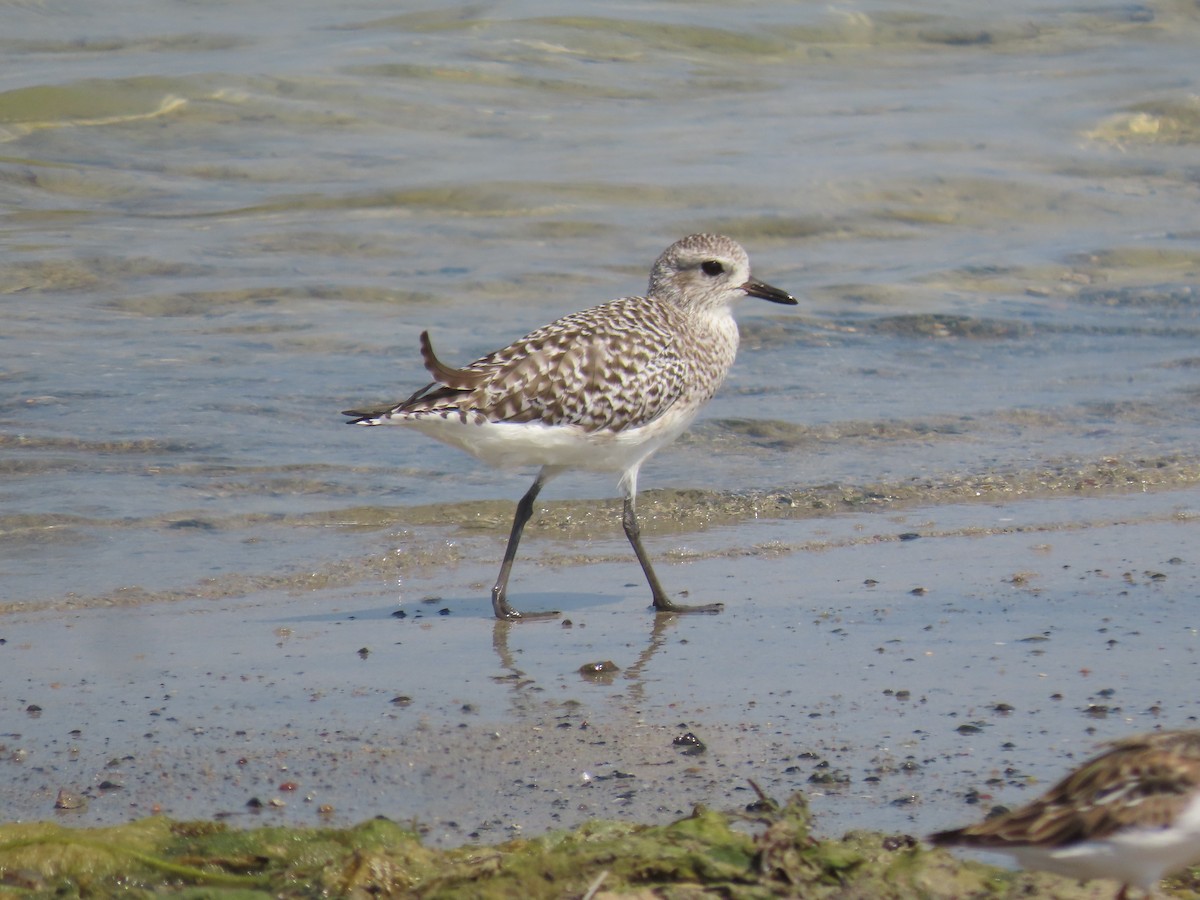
<box><xmin>0</xmin><ymin>790</ymin><xmax>1187</xmax><ymax>897</ymax></box>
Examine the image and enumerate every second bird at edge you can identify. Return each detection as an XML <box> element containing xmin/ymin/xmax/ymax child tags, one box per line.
<box><xmin>343</xmin><ymin>233</ymin><xmax>797</xmax><ymax>620</ymax></box>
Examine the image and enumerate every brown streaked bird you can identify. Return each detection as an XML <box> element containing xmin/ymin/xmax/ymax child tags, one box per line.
<box><xmin>929</xmin><ymin>730</ymin><xmax>1200</xmax><ymax>899</ymax></box>
<box><xmin>343</xmin><ymin>233</ymin><xmax>796</xmax><ymax>620</ymax></box>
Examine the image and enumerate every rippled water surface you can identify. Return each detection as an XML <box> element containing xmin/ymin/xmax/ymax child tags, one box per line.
<box><xmin>3</xmin><ymin>0</ymin><xmax>1200</xmax><ymax>845</ymax></box>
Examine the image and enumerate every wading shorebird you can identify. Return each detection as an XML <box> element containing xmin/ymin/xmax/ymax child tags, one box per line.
<box><xmin>929</xmin><ymin>730</ymin><xmax>1200</xmax><ymax>900</ymax></box>
<box><xmin>343</xmin><ymin>234</ymin><xmax>796</xmax><ymax>620</ymax></box>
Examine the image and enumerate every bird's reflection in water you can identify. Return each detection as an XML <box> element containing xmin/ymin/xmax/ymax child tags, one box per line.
<box><xmin>489</xmin><ymin>610</ymin><xmax>683</xmax><ymax>713</ymax></box>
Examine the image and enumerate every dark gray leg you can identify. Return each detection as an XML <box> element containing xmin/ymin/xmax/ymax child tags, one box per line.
<box><xmin>492</xmin><ymin>469</ymin><xmax>559</xmax><ymax>620</ymax></box>
<box><xmin>622</xmin><ymin>496</ymin><xmax>723</xmax><ymax>615</ymax></box>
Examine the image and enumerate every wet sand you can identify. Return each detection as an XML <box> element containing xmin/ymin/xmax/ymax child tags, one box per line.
<box><xmin>3</xmin><ymin>479</ymin><xmax>1196</xmax><ymax>853</ymax></box>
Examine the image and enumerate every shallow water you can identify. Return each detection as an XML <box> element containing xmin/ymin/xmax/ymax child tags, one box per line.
<box><xmin>2</xmin><ymin>0</ymin><xmax>1200</xmax><ymax>849</ymax></box>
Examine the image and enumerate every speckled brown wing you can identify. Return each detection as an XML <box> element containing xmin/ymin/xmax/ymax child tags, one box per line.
<box><xmin>931</xmin><ymin>732</ymin><xmax>1200</xmax><ymax>849</ymax></box>
<box><xmin>402</xmin><ymin>297</ymin><xmax>693</xmax><ymax>433</ymax></box>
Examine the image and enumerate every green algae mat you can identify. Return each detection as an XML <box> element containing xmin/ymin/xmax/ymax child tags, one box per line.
<box><xmin>0</xmin><ymin>793</ymin><xmax>1196</xmax><ymax>897</ymax></box>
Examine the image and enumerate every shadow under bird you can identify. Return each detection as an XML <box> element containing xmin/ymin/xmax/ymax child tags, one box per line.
<box><xmin>929</xmin><ymin>729</ymin><xmax>1200</xmax><ymax>900</ymax></box>
<box><xmin>343</xmin><ymin>233</ymin><xmax>796</xmax><ymax>620</ymax></box>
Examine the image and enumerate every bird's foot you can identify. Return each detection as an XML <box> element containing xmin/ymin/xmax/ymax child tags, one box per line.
<box><xmin>492</xmin><ymin>592</ymin><xmax>560</xmax><ymax>621</ymax></box>
<box><xmin>501</xmin><ymin>607</ymin><xmax>562</xmax><ymax>621</ymax></box>
<box><xmin>652</xmin><ymin>597</ymin><xmax>724</xmax><ymax>615</ymax></box>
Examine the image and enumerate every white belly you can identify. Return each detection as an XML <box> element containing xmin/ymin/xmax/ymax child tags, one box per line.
<box><xmin>403</xmin><ymin>403</ymin><xmax>700</xmax><ymax>475</ymax></box>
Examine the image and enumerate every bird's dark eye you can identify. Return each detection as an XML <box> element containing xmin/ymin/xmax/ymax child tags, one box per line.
<box><xmin>701</xmin><ymin>260</ymin><xmax>724</xmax><ymax>277</ymax></box>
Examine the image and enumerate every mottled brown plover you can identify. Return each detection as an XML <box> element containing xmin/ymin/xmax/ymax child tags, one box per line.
<box><xmin>929</xmin><ymin>730</ymin><xmax>1200</xmax><ymax>900</ymax></box>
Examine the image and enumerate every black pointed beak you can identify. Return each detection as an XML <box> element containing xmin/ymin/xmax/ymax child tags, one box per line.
<box><xmin>742</xmin><ymin>277</ymin><xmax>797</xmax><ymax>306</ymax></box>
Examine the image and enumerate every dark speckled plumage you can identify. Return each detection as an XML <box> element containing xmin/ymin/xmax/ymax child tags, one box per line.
<box><xmin>348</xmin><ymin>234</ymin><xmax>790</xmax><ymax>436</ymax></box>
<box><xmin>401</xmin><ymin>298</ymin><xmax>704</xmax><ymax>431</ymax></box>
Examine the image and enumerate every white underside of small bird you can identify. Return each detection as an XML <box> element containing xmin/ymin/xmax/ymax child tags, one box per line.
<box><xmin>1008</xmin><ymin>791</ymin><xmax>1200</xmax><ymax>894</ymax></box>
